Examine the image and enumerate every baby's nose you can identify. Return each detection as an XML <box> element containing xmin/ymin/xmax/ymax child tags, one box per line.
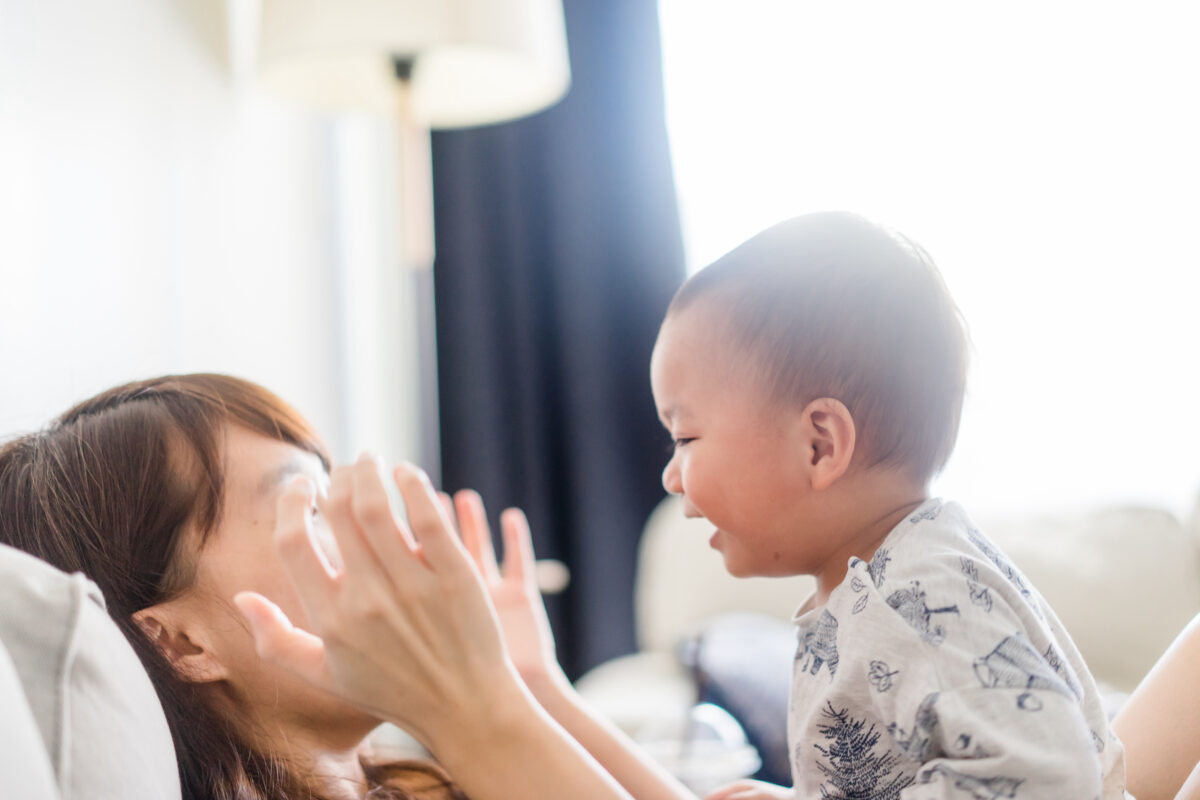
<box><xmin>661</xmin><ymin>458</ymin><xmax>682</xmax><ymax>496</ymax></box>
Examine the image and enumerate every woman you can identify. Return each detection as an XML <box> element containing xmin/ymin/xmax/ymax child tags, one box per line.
<box><xmin>0</xmin><ymin>374</ymin><xmax>691</xmax><ymax>800</ymax></box>
<box><xmin>0</xmin><ymin>375</ymin><xmax>465</xmax><ymax>799</ymax></box>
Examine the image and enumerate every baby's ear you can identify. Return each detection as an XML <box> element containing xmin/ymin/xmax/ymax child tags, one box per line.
<box><xmin>133</xmin><ymin>604</ymin><xmax>229</xmax><ymax>684</ymax></box>
<box><xmin>802</xmin><ymin>397</ymin><xmax>856</xmax><ymax>491</ymax></box>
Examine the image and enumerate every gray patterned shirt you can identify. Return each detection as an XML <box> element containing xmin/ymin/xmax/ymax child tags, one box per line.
<box><xmin>788</xmin><ymin>499</ymin><xmax>1126</xmax><ymax>799</ymax></box>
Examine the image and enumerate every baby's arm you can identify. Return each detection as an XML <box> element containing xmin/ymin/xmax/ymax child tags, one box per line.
<box><xmin>895</xmin><ymin>685</ymin><xmax>1102</xmax><ymax>799</ymax></box>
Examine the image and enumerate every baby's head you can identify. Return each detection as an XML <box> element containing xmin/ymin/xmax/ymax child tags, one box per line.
<box><xmin>651</xmin><ymin>212</ymin><xmax>968</xmax><ymax>576</ymax></box>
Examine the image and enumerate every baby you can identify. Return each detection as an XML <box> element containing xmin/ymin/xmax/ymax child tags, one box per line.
<box><xmin>651</xmin><ymin>212</ymin><xmax>1125</xmax><ymax>799</ymax></box>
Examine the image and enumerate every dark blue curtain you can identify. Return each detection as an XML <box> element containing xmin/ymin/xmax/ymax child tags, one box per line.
<box><xmin>430</xmin><ymin>0</ymin><xmax>685</xmax><ymax>677</ymax></box>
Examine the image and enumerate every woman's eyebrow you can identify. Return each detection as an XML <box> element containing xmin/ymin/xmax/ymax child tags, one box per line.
<box><xmin>257</xmin><ymin>458</ymin><xmax>317</xmax><ymax>497</ymax></box>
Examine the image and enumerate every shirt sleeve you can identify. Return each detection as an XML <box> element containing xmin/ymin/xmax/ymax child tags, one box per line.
<box><xmin>895</xmin><ymin>684</ymin><xmax>1102</xmax><ymax>800</ymax></box>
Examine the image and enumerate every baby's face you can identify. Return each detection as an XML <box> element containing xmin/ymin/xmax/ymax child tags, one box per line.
<box><xmin>650</xmin><ymin>307</ymin><xmax>818</xmax><ymax>577</ymax></box>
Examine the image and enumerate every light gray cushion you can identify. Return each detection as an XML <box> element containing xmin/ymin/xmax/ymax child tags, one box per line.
<box><xmin>0</xmin><ymin>638</ymin><xmax>59</xmax><ymax>799</ymax></box>
<box><xmin>0</xmin><ymin>543</ymin><xmax>180</xmax><ymax>800</ymax></box>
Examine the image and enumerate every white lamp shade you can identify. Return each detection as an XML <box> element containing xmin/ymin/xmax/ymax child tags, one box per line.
<box><xmin>257</xmin><ymin>0</ymin><xmax>571</xmax><ymax>128</ymax></box>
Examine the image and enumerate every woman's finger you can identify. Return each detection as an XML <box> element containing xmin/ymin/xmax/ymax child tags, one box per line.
<box><xmin>437</xmin><ymin>491</ymin><xmax>456</xmax><ymax>527</ymax></box>
<box><xmin>323</xmin><ymin>463</ymin><xmax>388</xmax><ymax>581</ymax></box>
<box><xmin>392</xmin><ymin>463</ymin><xmax>471</xmax><ymax>572</ymax></box>
<box><xmin>349</xmin><ymin>454</ymin><xmax>419</xmax><ymax>571</ymax></box>
<box><xmin>456</xmin><ymin>489</ymin><xmax>500</xmax><ymax>582</ymax></box>
<box><xmin>273</xmin><ymin>476</ymin><xmax>337</xmax><ymax>615</ymax></box>
<box><xmin>499</xmin><ymin>507</ymin><xmax>536</xmax><ymax>589</ymax></box>
<box><xmin>234</xmin><ymin>591</ymin><xmax>331</xmax><ymax>689</ymax></box>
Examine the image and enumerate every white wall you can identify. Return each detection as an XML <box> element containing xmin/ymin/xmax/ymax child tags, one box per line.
<box><xmin>0</xmin><ymin>0</ymin><xmax>424</xmax><ymax>466</ymax></box>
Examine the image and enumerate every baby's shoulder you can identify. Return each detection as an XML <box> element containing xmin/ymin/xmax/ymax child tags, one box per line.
<box><xmin>843</xmin><ymin>500</ymin><xmax>1045</xmax><ymax>628</ymax></box>
<box><xmin>855</xmin><ymin>501</ymin><xmax>1021</xmax><ymax>584</ymax></box>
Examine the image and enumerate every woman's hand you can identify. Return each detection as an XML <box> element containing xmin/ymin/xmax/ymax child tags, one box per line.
<box><xmin>448</xmin><ymin>489</ymin><xmax>566</xmax><ymax>692</ymax></box>
<box><xmin>236</xmin><ymin>456</ymin><xmax>648</xmax><ymax>800</ymax></box>
<box><xmin>703</xmin><ymin>780</ymin><xmax>792</xmax><ymax>800</ymax></box>
<box><xmin>233</xmin><ymin>456</ymin><xmax>522</xmax><ymax>752</ymax></box>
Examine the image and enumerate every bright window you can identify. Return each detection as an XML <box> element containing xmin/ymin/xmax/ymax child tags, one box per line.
<box><xmin>659</xmin><ymin>1</ymin><xmax>1200</xmax><ymax>518</ymax></box>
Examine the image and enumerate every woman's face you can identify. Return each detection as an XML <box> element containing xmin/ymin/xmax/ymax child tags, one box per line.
<box><xmin>176</xmin><ymin>424</ymin><xmax>377</xmax><ymax>740</ymax></box>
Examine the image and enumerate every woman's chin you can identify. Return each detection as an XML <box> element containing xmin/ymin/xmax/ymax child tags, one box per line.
<box><xmin>334</xmin><ymin>700</ymin><xmax>386</xmax><ymax>733</ymax></box>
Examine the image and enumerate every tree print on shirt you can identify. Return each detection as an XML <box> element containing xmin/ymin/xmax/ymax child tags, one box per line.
<box><xmin>812</xmin><ymin>703</ymin><xmax>915</xmax><ymax>800</ymax></box>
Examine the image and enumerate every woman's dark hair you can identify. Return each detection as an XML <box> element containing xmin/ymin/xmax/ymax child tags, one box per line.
<box><xmin>0</xmin><ymin>374</ymin><xmax>466</xmax><ymax>800</ymax></box>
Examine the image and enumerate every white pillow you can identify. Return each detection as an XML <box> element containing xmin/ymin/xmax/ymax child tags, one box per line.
<box><xmin>0</xmin><ymin>638</ymin><xmax>59</xmax><ymax>799</ymax></box>
<box><xmin>0</xmin><ymin>543</ymin><xmax>181</xmax><ymax>800</ymax></box>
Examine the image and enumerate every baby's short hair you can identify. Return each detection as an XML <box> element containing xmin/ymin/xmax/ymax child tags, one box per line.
<box><xmin>668</xmin><ymin>212</ymin><xmax>969</xmax><ymax>482</ymax></box>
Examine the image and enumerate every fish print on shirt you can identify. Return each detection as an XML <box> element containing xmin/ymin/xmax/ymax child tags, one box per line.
<box><xmin>886</xmin><ymin>581</ymin><xmax>961</xmax><ymax>646</ymax></box>
<box><xmin>812</xmin><ymin>702</ymin><xmax>915</xmax><ymax>800</ymax></box>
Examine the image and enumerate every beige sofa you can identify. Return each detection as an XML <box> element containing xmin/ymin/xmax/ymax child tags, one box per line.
<box><xmin>576</xmin><ymin>494</ymin><xmax>1200</xmax><ymax>778</ymax></box>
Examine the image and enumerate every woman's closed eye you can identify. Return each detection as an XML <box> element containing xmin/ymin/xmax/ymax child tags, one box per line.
<box><xmin>307</xmin><ymin>506</ymin><xmax>345</xmax><ymax>572</ymax></box>
<box><xmin>672</xmin><ymin>437</ymin><xmax>695</xmax><ymax>449</ymax></box>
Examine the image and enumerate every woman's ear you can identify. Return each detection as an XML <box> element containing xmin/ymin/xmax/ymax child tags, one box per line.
<box><xmin>132</xmin><ymin>603</ymin><xmax>229</xmax><ymax>684</ymax></box>
<box><xmin>801</xmin><ymin>397</ymin><xmax>856</xmax><ymax>491</ymax></box>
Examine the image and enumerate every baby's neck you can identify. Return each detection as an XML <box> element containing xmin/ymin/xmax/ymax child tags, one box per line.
<box><xmin>809</xmin><ymin>474</ymin><xmax>928</xmax><ymax>606</ymax></box>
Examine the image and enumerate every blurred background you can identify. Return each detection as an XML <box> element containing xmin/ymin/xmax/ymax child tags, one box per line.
<box><xmin>2</xmin><ymin>0</ymin><xmax>1198</xmax><ymax>678</ymax></box>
